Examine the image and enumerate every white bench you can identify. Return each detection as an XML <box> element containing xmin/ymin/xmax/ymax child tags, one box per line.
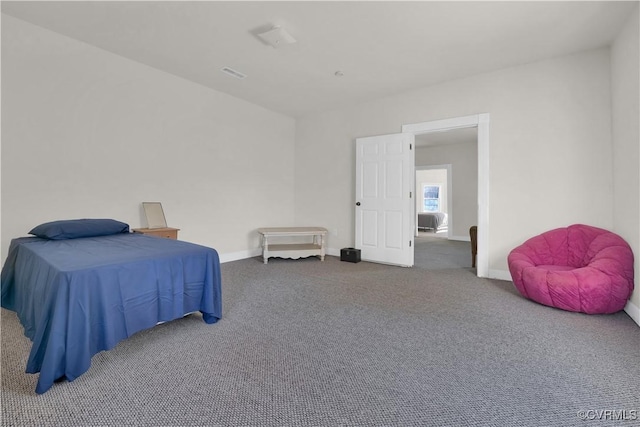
<box><xmin>257</xmin><ymin>227</ymin><xmax>328</xmax><ymax>264</ymax></box>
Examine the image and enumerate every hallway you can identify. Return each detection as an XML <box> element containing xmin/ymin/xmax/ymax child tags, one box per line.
<box><xmin>414</xmin><ymin>233</ymin><xmax>473</xmax><ymax>270</ymax></box>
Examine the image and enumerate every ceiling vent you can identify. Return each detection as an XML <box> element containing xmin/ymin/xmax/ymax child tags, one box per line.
<box><xmin>220</xmin><ymin>67</ymin><xmax>247</xmax><ymax>79</ymax></box>
<box><xmin>256</xmin><ymin>26</ymin><xmax>297</xmax><ymax>48</ymax></box>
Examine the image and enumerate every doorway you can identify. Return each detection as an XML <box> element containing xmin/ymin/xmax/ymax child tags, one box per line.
<box><xmin>415</xmin><ymin>165</ymin><xmax>452</xmax><ymax>239</ymax></box>
<box><xmin>402</xmin><ymin>114</ymin><xmax>489</xmax><ymax>277</ymax></box>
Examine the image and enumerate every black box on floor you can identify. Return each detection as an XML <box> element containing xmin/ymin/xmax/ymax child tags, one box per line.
<box><xmin>340</xmin><ymin>247</ymin><xmax>361</xmax><ymax>263</ymax></box>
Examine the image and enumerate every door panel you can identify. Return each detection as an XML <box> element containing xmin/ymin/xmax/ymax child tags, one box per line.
<box><xmin>362</xmin><ymin>162</ymin><xmax>379</xmax><ymax>198</ymax></box>
<box><xmin>384</xmin><ymin>211</ymin><xmax>403</xmax><ymax>249</ymax></box>
<box><xmin>385</xmin><ymin>160</ymin><xmax>403</xmax><ymax>198</ymax></box>
<box><xmin>361</xmin><ymin>210</ymin><xmax>378</xmax><ymax>247</ymax></box>
<box><xmin>355</xmin><ymin>133</ymin><xmax>414</xmax><ymax>267</ymax></box>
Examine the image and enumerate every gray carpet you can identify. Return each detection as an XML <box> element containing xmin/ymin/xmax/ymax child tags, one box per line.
<box><xmin>414</xmin><ymin>233</ymin><xmax>472</xmax><ymax>270</ymax></box>
<box><xmin>2</xmin><ymin>243</ymin><xmax>639</xmax><ymax>426</ymax></box>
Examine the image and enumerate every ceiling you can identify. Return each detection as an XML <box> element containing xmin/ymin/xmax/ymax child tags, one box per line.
<box><xmin>415</xmin><ymin>127</ymin><xmax>477</xmax><ymax>148</ymax></box>
<box><xmin>2</xmin><ymin>1</ymin><xmax>636</xmax><ymax>118</ymax></box>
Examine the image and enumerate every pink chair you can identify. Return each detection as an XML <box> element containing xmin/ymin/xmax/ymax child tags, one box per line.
<box><xmin>508</xmin><ymin>224</ymin><xmax>634</xmax><ymax>314</ymax></box>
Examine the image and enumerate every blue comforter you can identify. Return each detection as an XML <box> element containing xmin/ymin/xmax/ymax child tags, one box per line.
<box><xmin>1</xmin><ymin>233</ymin><xmax>222</xmax><ymax>394</ymax></box>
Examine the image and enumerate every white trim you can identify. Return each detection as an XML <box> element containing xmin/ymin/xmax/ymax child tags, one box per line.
<box><xmin>403</xmin><ymin>113</ymin><xmax>490</xmax><ymax>278</ymax></box>
<box><xmin>403</xmin><ymin>114</ymin><xmax>480</xmax><ymax>133</ymax></box>
<box><xmin>326</xmin><ymin>247</ymin><xmax>342</xmax><ymax>257</ymax></box>
<box><xmin>488</xmin><ymin>269</ymin><xmax>513</xmax><ymax>282</ymax></box>
<box><xmin>477</xmin><ymin>114</ymin><xmax>490</xmax><ymax>279</ymax></box>
<box><xmin>221</xmin><ymin>247</ymin><xmax>344</xmax><ymax>264</ymax></box>
<box><xmin>219</xmin><ymin>248</ymin><xmax>262</xmax><ymax>263</ymax></box>
<box><xmin>624</xmin><ymin>300</ymin><xmax>640</xmax><ymax>327</ymax></box>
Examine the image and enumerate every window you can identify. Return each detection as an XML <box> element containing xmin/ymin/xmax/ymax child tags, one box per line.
<box><xmin>423</xmin><ymin>185</ymin><xmax>441</xmax><ymax>212</ymax></box>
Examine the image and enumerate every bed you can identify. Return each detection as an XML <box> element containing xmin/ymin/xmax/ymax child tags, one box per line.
<box><xmin>1</xmin><ymin>219</ymin><xmax>222</xmax><ymax>394</ymax></box>
<box><xmin>417</xmin><ymin>212</ymin><xmax>448</xmax><ymax>232</ymax></box>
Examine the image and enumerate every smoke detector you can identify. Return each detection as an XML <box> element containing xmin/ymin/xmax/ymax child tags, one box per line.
<box><xmin>256</xmin><ymin>26</ymin><xmax>297</xmax><ymax>48</ymax></box>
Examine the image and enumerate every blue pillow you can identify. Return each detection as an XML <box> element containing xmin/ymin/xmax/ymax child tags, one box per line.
<box><xmin>29</xmin><ymin>219</ymin><xmax>130</xmax><ymax>240</ymax></box>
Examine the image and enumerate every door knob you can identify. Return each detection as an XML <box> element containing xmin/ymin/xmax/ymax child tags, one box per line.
<box><xmin>356</xmin><ymin>202</ymin><xmax>361</xmax><ymax>206</ymax></box>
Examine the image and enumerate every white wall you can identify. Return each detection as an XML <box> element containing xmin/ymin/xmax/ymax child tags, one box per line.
<box><xmin>1</xmin><ymin>15</ymin><xmax>296</xmax><ymax>261</ymax></box>
<box><xmin>295</xmin><ymin>48</ymin><xmax>613</xmax><ymax>275</ymax></box>
<box><xmin>611</xmin><ymin>6</ymin><xmax>640</xmax><ymax>324</ymax></box>
<box><xmin>416</xmin><ymin>141</ymin><xmax>477</xmax><ymax>239</ymax></box>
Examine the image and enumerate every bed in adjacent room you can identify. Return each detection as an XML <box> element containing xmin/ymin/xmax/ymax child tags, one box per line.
<box><xmin>0</xmin><ymin>219</ymin><xmax>222</xmax><ymax>394</ymax></box>
<box><xmin>417</xmin><ymin>212</ymin><xmax>448</xmax><ymax>232</ymax></box>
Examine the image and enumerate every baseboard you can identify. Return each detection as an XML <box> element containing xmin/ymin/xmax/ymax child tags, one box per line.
<box><xmin>327</xmin><ymin>247</ymin><xmax>341</xmax><ymax>257</ymax></box>
<box><xmin>219</xmin><ymin>248</ymin><xmax>262</xmax><ymax>263</ymax></box>
<box><xmin>624</xmin><ymin>300</ymin><xmax>640</xmax><ymax>327</ymax></box>
<box><xmin>220</xmin><ymin>247</ymin><xmax>339</xmax><ymax>263</ymax></box>
<box><xmin>488</xmin><ymin>269</ymin><xmax>512</xmax><ymax>281</ymax></box>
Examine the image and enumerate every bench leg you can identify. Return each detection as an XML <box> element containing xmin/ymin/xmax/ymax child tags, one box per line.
<box><xmin>263</xmin><ymin>235</ymin><xmax>269</xmax><ymax>264</ymax></box>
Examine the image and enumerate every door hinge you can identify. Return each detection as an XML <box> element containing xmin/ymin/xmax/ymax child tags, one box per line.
<box><xmin>410</xmin><ymin>191</ymin><xmax>412</xmax><ymax>198</ymax></box>
<box><xmin>409</xmin><ymin>240</ymin><xmax>412</xmax><ymax>247</ymax></box>
<box><xmin>410</xmin><ymin>143</ymin><xmax>412</xmax><ymax>150</ymax></box>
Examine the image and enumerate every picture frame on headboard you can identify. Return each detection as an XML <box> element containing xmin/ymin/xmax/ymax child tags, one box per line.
<box><xmin>142</xmin><ymin>202</ymin><xmax>167</xmax><ymax>229</ymax></box>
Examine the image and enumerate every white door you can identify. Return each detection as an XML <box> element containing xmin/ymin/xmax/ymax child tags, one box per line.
<box><xmin>355</xmin><ymin>133</ymin><xmax>415</xmax><ymax>267</ymax></box>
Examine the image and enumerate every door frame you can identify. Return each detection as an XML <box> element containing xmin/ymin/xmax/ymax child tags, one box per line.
<box><xmin>402</xmin><ymin>113</ymin><xmax>489</xmax><ymax>278</ymax></box>
<box><xmin>415</xmin><ymin>164</ymin><xmax>452</xmax><ymax>239</ymax></box>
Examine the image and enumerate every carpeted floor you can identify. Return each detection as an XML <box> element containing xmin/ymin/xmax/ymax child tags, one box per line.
<box><xmin>414</xmin><ymin>233</ymin><xmax>471</xmax><ymax>270</ymax></box>
<box><xmin>2</xmin><ymin>241</ymin><xmax>639</xmax><ymax>426</ymax></box>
